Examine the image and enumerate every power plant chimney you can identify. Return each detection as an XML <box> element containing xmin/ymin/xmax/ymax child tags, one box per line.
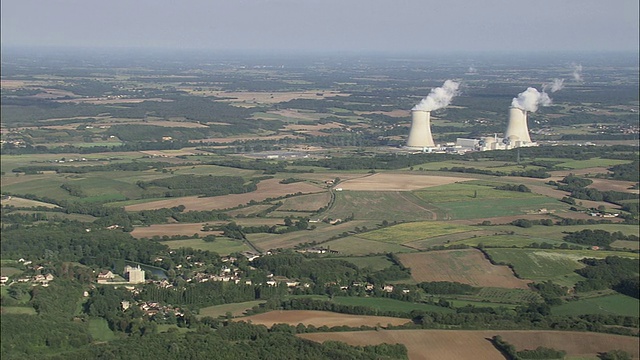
<box><xmin>406</xmin><ymin>110</ymin><xmax>435</xmax><ymax>148</ymax></box>
<box><xmin>504</xmin><ymin>107</ymin><xmax>532</xmax><ymax>144</ymax></box>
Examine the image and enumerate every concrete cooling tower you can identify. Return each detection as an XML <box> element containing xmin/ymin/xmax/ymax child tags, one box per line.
<box><xmin>504</xmin><ymin>107</ymin><xmax>532</xmax><ymax>144</ymax></box>
<box><xmin>406</xmin><ymin>110</ymin><xmax>435</xmax><ymax>148</ymax></box>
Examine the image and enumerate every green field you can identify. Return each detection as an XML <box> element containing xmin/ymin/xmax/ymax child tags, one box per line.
<box><xmin>543</xmin><ymin>158</ymin><xmax>633</xmax><ymax>170</ymax></box>
<box><xmin>330</xmin><ymin>256</ymin><xmax>394</xmax><ymax>271</ymax></box>
<box><xmin>320</xmin><ymin>236</ymin><xmax>416</xmax><ymax>256</ymax></box>
<box><xmin>0</xmin><ymin>306</ymin><xmax>37</xmax><ymax>315</ymax></box>
<box><xmin>490</xmin><ymin>223</ymin><xmax>640</xmax><ymax>240</ymax></box>
<box><xmin>160</xmin><ymin>238</ymin><xmax>251</xmax><ymax>255</ymax></box>
<box><xmin>484</xmin><ymin>248</ymin><xmax>638</xmax><ymax>287</ymax></box>
<box><xmin>88</xmin><ymin>318</ymin><xmax>117</xmax><ymax>341</ymax></box>
<box><xmin>197</xmin><ymin>300</ymin><xmax>266</xmax><ymax>318</ymax></box>
<box><xmin>414</xmin><ymin>182</ymin><xmax>540</xmax><ymax>203</ymax></box>
<box><xmin>552</xmin><ymin>294</ymin><xmax>640</xmax><ymax>317</ymax></box>
<box><xmin>455</xmin><ymin>234</ymin><xmax>575</xmax><ymax>249</ymax></box>
<box><xmin>324</xmin><ymin>191</ymin><xmax>446</xmax><ymax>221</ymax></box>
<box><xmin>0</xmin><ymin>267</ymin><xmax>23</xmax><ymax>277</ymax></box>
<box><xmin>330</xmin><ymin>296</ymin><xmax>454</xmax><ymax>314</ymax></box>
<box><xmin>457</xmin><ymin>287</ymin><xmax>542</xmax><ymax>304</ymax></box>
<box><xmin>358</xmin><ymin>221</ymin><xmax>474</xmax><ymax>244</ymax></box>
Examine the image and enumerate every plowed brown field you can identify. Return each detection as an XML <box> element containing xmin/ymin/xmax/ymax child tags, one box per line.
<box><xmin>300</xmin><ymin>330</ymin><xmax>640</xmax><ymax>360</ymax></box>
<box><xmin>397</xmin><ymin>249</ymin><xmax>531</xmax><ymax>289</ymax></box>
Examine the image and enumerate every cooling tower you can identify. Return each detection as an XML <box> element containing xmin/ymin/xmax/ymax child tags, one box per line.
<box><xmin>504</xmin><ymin>107</ymin><xmax>532</xmax><ymax>144</ymax></box>
<box><xmin>406</xmin><ymin>110</ymin><xmax>435</xmax><ymax>148</ymax></box>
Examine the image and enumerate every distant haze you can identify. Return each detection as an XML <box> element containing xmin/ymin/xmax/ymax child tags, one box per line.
<box><xmin>1</xmin><ymin>0</ymin><xmax>638</xmax><ymax>53</ymax></box>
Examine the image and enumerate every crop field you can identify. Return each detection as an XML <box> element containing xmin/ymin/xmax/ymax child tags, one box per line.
<box><xmin>324</xmin><ymin>191</ymin><xmax>446</xmax><ymax>221</ymax></box>
<box><xmin>549</xmin><ymin>158</ymin><xmax>633</xmax><ymax>170</ymax></box>
<box><xmin>159</xmin><ymin>238</ymin><xmax>251</xmax><ymax>255</ymax></box>
<box><xmin>247</xmin><ymin>220</ymin><xmax>379</xmax><ymax>251</ymax></box>
<box><xmin>414</xmin><ymin>182</ymin><xmax>548</xmax><ymax>203</ymax></box>
<box><xmin>457</xmin><ymin>287</ymin><xmax>542</xmax><ymax>304</ymax></box>
<box><xmin>611</xmin><ymin>240</ymin><xmax>640</xmax><ymax>250</ymax></box>
<box><xmin>336</xmin><ymin>173</ymin><xmax>474</xmax><ymax>191</ymax></box>
<box><xmin>0</xmin><ymin>196</ymin><xmax>59</xmax><ymax>208</ymax></box>
<box><xmin>483</xmin><ymin>248</ymin><xmax>639</xmax><ymax>287</ymax></box>
<box><xmin>197</xmin><ymin>300</ymin><xmax>265</xmax><ymax>318</ymax></box>
<box><xmin>124</xmin><ymin>178</ymin><xmax>324</xmax><ymax>211</ymax></box>
<box><xmin>552</xmin><ymin>294</ymin><xmax>640</xmax><ymax>317</ymax></box>
<box><xmin>278</xmin><ymin>192</ymin><xmax>331</xmax><ymax>211</ymax></box>
<box><xmin>357</xmin><ymin>221</ymin><xmax>474</xmax><ymax>245</ymax></box>
<box><xmin>239</xmin><ymin>310</ymin><xmax>411</xmax><ymax>328</ymax></box>
<box><xmin>0</xmin><ymin>306</ymin><xmax>37</xmax><ymax>315</ymax></box>
<box><xmin>319</xmin><ymin>236</ymin><xmax>417</xmax><ymax>256</ymax></box>
<box><xmin>226</xmin><ymin>204</ymin><xmax>275</xmax><ymax>217</ymax></box>
<box><xmin>170</xmin><ymin>164</ymin><xmax>258</xmax><ymax>177</ymax></box>
<box><xmin>330</xmin><ymin>296</ymin><xmax>454</xmax><ymax>314</ymax></box>
<box><xmin>131</xmin><ymin>223</ymin><xmax>216</xmax><ymax>238</ymax></box>
<box><xmin>454</xmin><ymin>234</ymin><xmax>572</xmax><ymax>248</ymax></box>
<box><xmin>397</xmin><ymin>249</ymin><xmax>531</xmax><ymax>289</ymax></box>
<box><xmin>300</xmin><ymin>330</ymin><xmax>640</xmax><ymax>360</ymax></box>
<box><xmin>588</xmin><ymin>178</ymin><xmax>639</xmax><ymax>193</ymax></box>
<box><xmin>489</xmin><ymin>223</ymin><xmax>640</xmax><ymax>240</ymax></box>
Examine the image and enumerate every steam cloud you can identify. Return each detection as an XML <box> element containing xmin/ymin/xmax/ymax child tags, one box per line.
<box><xmin>543</xmin><ymin>78</ymin><xmax>564</xmax><ymax>93</ymax></box>
<box><xmin>511</xmin><ymin>87</ymin><xmax>552</xmax><ymax>112</ymax></box>
<box><xmin>572</xmin><ymin>63</ymin><xmax>583</xmax><ymax>82</ymax></box>
<box><xmin>412</xmin><ymin>80</ymin><xmax>460</xmax><ymax>111</ymax></box>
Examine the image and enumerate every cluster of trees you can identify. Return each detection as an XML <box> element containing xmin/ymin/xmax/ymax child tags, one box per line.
<box><xmin>417</xmin><ymin>281</ymin><xmax>477</xmax><ymax>295</ymax></box>
<box><xmin>495</xmin><ymin>184</ymin><xmax>531</xmax><ymax>193</ymax></box>
<box><xmin>139</xmin><ymin>174</ymin><xmax>255</xmax><ymax>197</ymax></box>
<box><xmin>555</xmin><ymin>174</ymin><xmax>639</xmax><ymax>214</ymax></box>
<box><xmin>606</xmin><ymin>160</ymin><xmax>639</xmax><ymax>182</ymax></box>
<box><xmin>12</xmin><ymin>161</ymin><xmax>171</xmax><ymax>174</ymax></box>
<box><xmin>574</xmin><ymin>256</ymin><xmax>639</xmax><ymax>297</ymax></box>
<box><xmin>563</xmin><ymin>229</ymin><xmax>638</xmax><ymax>248</ymax></box>
<box><xmin>491</xmin><ymin>336</ymin><xmax>566</xmax><ymax>360</ymax></box>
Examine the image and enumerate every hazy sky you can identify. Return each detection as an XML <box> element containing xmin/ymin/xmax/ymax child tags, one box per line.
<box><xmin>2</xmin><ymin>0</ymin><xmax>638</xmax><ymax>53</ymax></box>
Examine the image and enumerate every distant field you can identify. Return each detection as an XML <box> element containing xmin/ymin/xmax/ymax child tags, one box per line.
<box><xmin>552</xmin><ymin>294</ymin><xmax>640</xmax><ymax>317</ymax></box>
<box><xmin>279</xmin><ymin>192</ymin><xmax>331</xmax><ymax>211</ymax></box>
<box><xmin>125</xmin><ymin>178</ymin><xmax>323</xmax><ymax>211</ymax></box>
<box><xmin>88</xmin><ymin>318</ymin><xmax>117</xmax><ymax>342</ymax></box>
<box><xmin>132</xmin><ymin>223</ymin><xmax>216</xmax><ymax>238</ymax></box>
<box><xmin>331</xmin><ymin>256</ymin><xmax>393</xmax><ymax>271</ymax></box>
<box><xmin>324</xmin><ymin>191</ymin><xmax>446</xmax><ymax>221</ymax></box>
<box><xmin>457</xmin><ymin>287</ymin><xmax>542</xmax><ymax>304</ymax></box>
<box><xmin>483</xmin><ymin>248</ymin><xmax>639</xmax><ymax>287</ymax></box>
<box><xmin>436</xmin><ymin>197</ymin><xmax>563</xmax><ymax>220</ymax></box>
<box><xmin>611</xmin><ymin>240</ymin><xmax>640</xmax><ymax>250</ymax></box>
<box><xmin>414</xmin><ymin>183</ymin><xmax>539</xmax><ymax>203</ymax></box>
<box><xmin>0</xmin><ymin>267</ymin><xmax>23</xmax><ymax>277</ymax></box>
<box><xmin>397</xmin><ymin>249</ymin><xmax>531</xmax><ymax>289</ymax></box>
<box><xmin>159</xmin><ymin>238</ymin><xmax>251</xmax><ymax>255</ymax></box>
<box><xmin>489</xmin><ymin>223</ymin><xmax>640</xmax><ymax>240</ymax></box>
<box><xmin>170</xmin><ymin>164</ymin><xmax>257</xmax><ymax>177</ymax></box>
<box><xmin>337</xmin><ymin>173</ymin><xmax>474</xmax><ymax>191</ymax></box>
<box><xmin>320</xmin><ymin>236</ymin><xmax>417</xmax><ymax>256</ymax></box>
<box><xmin>454</xmin><ymin>234</ymin><xmax>573</xmax><ymax>248</ymax></box>
<box><xmin>549</xmin><ymin>158</ymin><xmax>633</xmax><ymax>170</ymax></box>
<box><xmin>239</xmin><ymin>310</ymin><xmax>411</xmax><ymax>328</ymax></box>
<box><xmin>0</xmin><ymin>196</ymin><xmax>59</xmax><ymax>208</ymax></box>
<box><xmin>301</xmin><ymin>330</ymin><xmax>640</xmax><ymax>360</ymax></box>
<box><xmin>358</xmin><ymin>221</ymin><xmax>474</xmax><ymax>244</ymax></box>
<box><xmin>197</xmin><ymin>300</ymin><xmax>265</xmax><ymax>318</ymax></box>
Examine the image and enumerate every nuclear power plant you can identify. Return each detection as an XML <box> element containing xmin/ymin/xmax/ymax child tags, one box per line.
<box><xmin>504</xmin><ymin>107</ymin><xmax>533</xmax><ymax>145</ymax></box>
<box><xmin>405</xmin><ymin>110</ymin><xmax>435</xmax><ymax>149</ymax></box>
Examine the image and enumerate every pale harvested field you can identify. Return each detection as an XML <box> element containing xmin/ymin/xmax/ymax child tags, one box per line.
<box><xmin>397</xmin><ymin>249</ymin><xmax>531</xmax><ymax>289</ymax></box>
<box><xmin>213</xmin><ymin>90</ymin><xmax>348</xmax><ymax>104</ymax></box>
<box><xmin>193</xmin><ymin>134</ymin><xmax>302</xmax><ymax>143</ymax></box>
<box><xmin>131</xmin><ymin>222</ymin><xmax>223</xmax><ymax>238</ymax></box>
<box><xmin>56</xmin><ymin>97</ymin><xmax>172</xmax><ymax>105</ymax></box>
<box><xmin>338</xmin><ymin>173</ymin><xmax>474</xmax><ymax>191</ymax></box>
<box><xmin>124</xmin><ymin>178</ymin><xmax>324</xmax><ymax>211</ymax></box>
<box><xmin>284</xmin><ymin>121</ymin><xmax>344</xmax><ymax>132</ymax></box>
<box><xmin>0</xmin><ymin>196</ymin><xmax>59</xmax><ymax>209</ymax></box>
<box><xmin>300</xmin><ymin>330</ymin><xmax>640</xmax><ymax>360</ymax></box>
<box><xmin>355</xmin><ymin>109</ymin><xmax>410</xmax><ymax>118</ymax></box>
<box><xmin>139</xmin><ymin>149</ymin><xmax>198</xmax><ymax>157</ymax></box>
<box><xmin>240</xmin><ymin>310</ymin><xmax>410</xmax><ymax>328</ymax></box>
<box><xmin>279</xmin><ymin>192</ymin><xmax>331</xmax><ymax>211</ymax></box>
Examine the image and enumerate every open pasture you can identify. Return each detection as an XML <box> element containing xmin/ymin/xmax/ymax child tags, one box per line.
<box><xmin>552</xmin><ymin>294</ymin><xmax>640</xmax><ymax>317</ymax></box>
<box><xmin>325</xmin><ymin>191</ymin><xmax>445</xmax><ymax>221</ymax></box>
<box><xmin>159</xmin><ymin>238</ymin><xmax>251</xmax><ymax>255</ymax></box>
<box><xmin>197</xmin><ymin>300</ymin><xmax>265</xmax><ymax>318</ymax></box>
<box><xmin>300</xmin><ymin>330</ymin><xmax>640</xmax><ymax>360</ymax></box>
<box><xmin>278</xmin><ymin>192</ymin><xmax>331</xmax><ymax>211</ymax></box>
<box><xmin>358</xmin><ymin>221</ymin><xmax>474</xmax><ymax>245</ymax></box>
<box><xmin>124</xmin><ymin>178</ymin><xmax>324</xmax><ymax>211</ymax></box>
<box><xmin>170</xmin><ymin>164</ymin><xmax>258</xmax><ymax>177</ymax></box>
<box><xmin>483</xmin><ymin>248</ymin><xmax>638</xmax><ymax>287</ymax></box>
<box><xmin>1</xmin><ymin>267</ymin><xmax>23</xmax><ymax>277</ymax></box>
<box><xmin>331</xmin><ymin>296</ymin><xmax>453</xmax><ymax>314</ymax></box>
<box><xmin>239</xmin><ymin>310</ymin><xmax>410</xmax><ymax>328</ymax></box>
<box><xmin>397</xmin><ymin>249</ymin><xmax>531</xmax><ymax>289</ymax></box>
<box><xmin>337</xmin><ymin>173</ymin><xmax>474</xmax><ymax>191</ymax></box>
<box><xmin>414</xmin><ymin>182</ymin><xmax>548</xmax><ymax>203</ymax></box>
<box><xmin>0</xmin><ymin>306</ymin><xmax>37</xmax><ymax>315</ymax></box>
<box><xmin>319</xmin><ymin>236</ymin><xmax>417</xmax><ymax>256</ymax></box>
<box><xmin>247</xmin><ymin>220</ymin><xmax>379</xmax><ymax>251</ymax></box>
<box><xmin>332</xmin><ymin>256</ymin><xmax>394</xmax><ymax>271</ymax></box>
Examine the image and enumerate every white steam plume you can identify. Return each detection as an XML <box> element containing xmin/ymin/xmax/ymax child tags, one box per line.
<box><xmin>543</xmin><ymin>78</ymin><xmax>564</xmax><ymax>93</ymax></box>
<box><xmin>511</xmin><ymin>87</ymin><xmax>552</xmax><ymax>112</ymax></box>
<box><xmin>412</xmin><ymin>80</ymin><xmax>460</xmax><ymax>111</ymax></box>
<box><xmin>572</xmin><ymin>63</ymin><xmax>583</xmax><ymax>82</ymax></box>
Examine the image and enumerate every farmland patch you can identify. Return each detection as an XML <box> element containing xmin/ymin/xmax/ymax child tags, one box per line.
<box><xmin>239</xmin><ymin>310</ymin><xmax>410</xmax><ymax>328</ymax></box>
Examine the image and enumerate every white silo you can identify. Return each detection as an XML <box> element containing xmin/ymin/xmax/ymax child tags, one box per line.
<box><xmin>406</xmin><ymin>110</ymin><xmax>435</xmax><ymax>148</ymax></box>
<box><xmin>504</xmin><ymin>107</ymin><xmax>532</xmax><ymax>144</ymax></box>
